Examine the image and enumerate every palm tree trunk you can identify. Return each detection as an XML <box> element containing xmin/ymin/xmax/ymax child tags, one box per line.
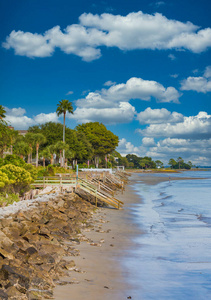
<box><xmin>63</xmin><ymin>112</ymin><xmax>66</xmax><ymax>167</ymax></box>
<box><xmin>36</xmin><ymin>144</ymin><xmax>39</xmax><ymax>167</ymax></box>
<box><xmin>60</xmin><ymin>150</ymin><xmax>62</xmax><ymax>167</ymax></box>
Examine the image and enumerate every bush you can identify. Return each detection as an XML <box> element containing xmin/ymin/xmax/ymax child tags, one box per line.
<box><xmin>0</xmin><ymin>193</ymin><xmax>19</xmax><ymax>207</ymax></box>
<box><xmin>0</xmin><ymin>164</ymin><xmax>33</xmax><ymax>194</ymax></box>
<box><xmin>24</xmin><ymin>163</ymin><xmax>38</xmax><ymax>179</ymax></box>
<box><xmin>3</xmin><ymin>154</ymin><xmax>26</xmax><ymax>167</ymax></box>
<box><xmin>0</xmin><ymin>171</ymin><xmax>10</xmax><ymax>188</ymax></box>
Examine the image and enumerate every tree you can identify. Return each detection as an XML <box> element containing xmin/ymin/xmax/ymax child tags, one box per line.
<box><xmin>155</xmin><ymin>160</ymin><xmax>164</xmax><ymax>168</ymax></box>
<box><xmin>25</xmin><ymin>132</ymin><xmax>37</xmax><ymax>163</ymax></box>
<box><xmin>32</xmin><ymin>133</ymin><xmax>46</xmax><ymax>167</ymax></box>
<box><xmin>39</xmin><ymin>147</ymin><xmax>51</xmax><ymax>168</ymax></box>
<box><xmin>168</xmin><ymin>158</ymin><xmax>177</xmax><ymax>169</ymax></box>
<box><xmin>0</xmin><ymin>105</ymin><xmax>6</xmax><ymax>121</ymax></box>
<box><xmin>54</xmin><ymin>141</ymin><xmax>69</xmax><ymax>167</ymax></box>
<box><xmin>56</xmin><ymin>100</ymin><xmax>74</xmax><ymax>167</ymax></box>
<box><xmin>177</xmin><ymin>157</ymin><xmax>184</xmax><ymax>169</ymax></box>
<box><xmin>48</xmin><ymin>145</ymin><xmax>56</xmax><ymax>165</ymax></box>
<box><xmin>76</xmin><ymin>122</ymin><xmax>119</xmax><ymax>168</ymax></box>
<box><xmin>14</xmin><ymin>141</ymin><xmax>30</xmax><ymax>159</ymax></box>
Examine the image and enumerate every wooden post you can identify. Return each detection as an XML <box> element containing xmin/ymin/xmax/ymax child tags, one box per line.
<box><xmin>95</xmin><ymin>190</ymin><xmax>98</xmax><ymax>207</ymax></box>
<box><xmin>43</xmin><ymin>177</ymin><xmax>45</xmax><ymax>189</ymax></box>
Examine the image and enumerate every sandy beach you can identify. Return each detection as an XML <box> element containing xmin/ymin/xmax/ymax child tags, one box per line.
<box><xmin>54</xmin><ymin>173</ymin><xmax>172</xmax><ymax>300</ymax></box>
<box><xmin>54</xmin><ymin>171</ymin><xmax>208</xmax><ymax>300</ymax></box>
<box><xmin>53</xmin><ymin>173</ymin><xmax>141</xmax><ymax>300</ymax></box>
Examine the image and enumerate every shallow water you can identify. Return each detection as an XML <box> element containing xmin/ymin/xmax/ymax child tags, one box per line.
<box><xmin>125</xmin><ymin>171</ymin><xmax>211</xmax><ymax>300</ymax></box>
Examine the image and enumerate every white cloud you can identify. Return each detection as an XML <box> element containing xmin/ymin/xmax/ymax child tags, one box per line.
<box><xmin>170</xmin><ymin>74</ymin><xmax>179</xmax><ymax>78</ymax></box>
<box><xmin>142</xmin><ymin>137</ymin><xmax>156</xmax><ymax>147</ymax></box>
<box><xmin>71</xmin><ymin>102</ymin><xmax>135</xmax><ymax>124</ymax></box>
<box><xmin>181</xmin><ymin>66</ymin><xmax>211</xmax><ymax>93</ymax></box>
<box><xmin>2</xmin><ymin>30</ymin><xmax>54</xmax><ymax>58</ymax></box>
<box><xmin>117</xmin><ymin>138</ymin><xmax>144</xmax><ymax>157</ymax></box>
<box><xmin>66</xmin><ymin>91</ymin><xmax>74</xmax><ymax>95</ymax></box>
<box><xmin>104</xmin><ymin>80</ymin><xmax>116</xmax><ymax>86</ymax></box>
<box><xmin>204</xmin><ymin>66</ymin><xmax>211</xmax><ymax>78</ymax></box>
<box><xmin>3</xmin><ymin>11</ymin><xmax>211</xmax><ymax>60</ymax></box>
<box><xmin>138</xmin><ymin>111</ymin><xmax>211</xmax><ymax>139</ymax></box>
<box><xmin>146</xmin><ymin>138</ymin><xmax>211</xmax><ymax>165</ymax></box>
<box><xmin>168</xmin><ymin>54</ymin><xmax>176</xmax><ymax>60</ymax></box>
<box><xmin>5</xmin><ymin>107</ymin><xmax>59</xmax><ymax>130</ymax></box>
<box><xmin>34</xmin><ymin>112</ymin><xmax>59</xmax><ymax>124</ymax></box>
<box><xmin>76</xmin><ymin>77</ymin><xmax>181</xmax><ymax>109</ymax></box>
<box><xmin>137</xmin><ymin>107</ymin><xmax>184</xmax><ymax>124</ymax></box>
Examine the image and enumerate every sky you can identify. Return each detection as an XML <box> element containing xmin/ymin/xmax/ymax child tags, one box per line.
<box><xmin>1</xmin><ymin>0</ymin><xmax>211</xmax><ymax>166</ymax></box>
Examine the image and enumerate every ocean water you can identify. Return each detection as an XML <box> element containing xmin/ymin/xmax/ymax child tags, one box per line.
<box><xmin>125</xmin><ymin>171</ymin><xmax>211</xmax><ymax>300</ymax></box>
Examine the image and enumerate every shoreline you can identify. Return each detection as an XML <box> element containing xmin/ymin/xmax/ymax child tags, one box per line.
<box><xmin>54</xmin><ymin>172</ymin><xmax>203</xmax><ymax>299</ymax></box>
<box><xmin>54</xmin><ymin>172</ymin><xmax>170</xmax><ymax>300</ymax></box>
<box><xmin>54</xmin><ymin>174</ymin><xmax>142</xmax><ymax>300</ymax></box>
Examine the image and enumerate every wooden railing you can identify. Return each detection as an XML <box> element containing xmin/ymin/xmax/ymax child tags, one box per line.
<box><xmin>32</xmin><ymin>175</ymin><xmax>123</xmax><ymax>209</ymax></box>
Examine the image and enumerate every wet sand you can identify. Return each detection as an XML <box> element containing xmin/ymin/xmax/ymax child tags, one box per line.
<box><xmin>54</xmin><ymin>173</ymin><xmax>190</xmax><ymax>299</ymax></box>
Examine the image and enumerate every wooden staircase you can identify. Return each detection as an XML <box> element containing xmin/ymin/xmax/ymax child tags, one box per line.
<box><xmin>76</xmin><ymin>178</ymin><xmax>123</xmax><ymax>209</ymax></box>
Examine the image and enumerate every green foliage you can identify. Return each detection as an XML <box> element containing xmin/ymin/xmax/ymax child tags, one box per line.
<box><xmin>0</xmin><ymin>105</ymin><xmax>6</xmax><ymax>120</ymax></box>
<box><xmin>0</xmin><ymin>171</ymin><xmax>10</xmax><ymax>188</ymax></box>
<box><xmin>56</xmin><ymin>99</ymin><xmax>73</xmax><ymax>117</ymax></box>
<box><xmin>0</xmin><ymin>193</ymin><xmax>19</xmax><ymax>207</ymax></box>
<box><xmin>168</xmin><ymin>157</ymin><xmax>192</xmax><ymax>169</ymax></box>
<box><xmin>0</xmin><ymin>164</ymin><xmax>33</xmax><ymax>193</ymax></box>
<box><xmin>76</xmin><ymin>122</ymin><xmax>119</xmax><ymax>156</ymax></box>
<box><xmin>125</xmin><ymin>154</ymin><xmax>157</xmax><ymax>169</ymax></box>
<box><xmin>3</xmin><ymin>154</ymin><xmax>26</xmax><ymax>167</ymax></box>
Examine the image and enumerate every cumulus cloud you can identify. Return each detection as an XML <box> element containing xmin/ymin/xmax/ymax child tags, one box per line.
<box><xmin>76</xmin><ymin>77</ymin><xmax>181</xmax><ymax>108</ymax></box>
<box><xmin>138</xmin><ymin>111</ymin><xmax>211</xmax><ymax>139</ymax></box>
<box><xmin>137</xmin><ymin>107</ymin><xmax>184</xmax><ymax>124</ymax></box>
<box><xmin>146</xmin><ymin>138</ymin><xmax>211</xmax><ymax>165</ymax></box>
<box><xmin>181</xmin><ymin>65</ymin><xmax>211</xmax><ymax>93</ymax></box>
<box><xmin>142</xmin><ymin>137</ymin><xmax>156</xmax><ymax>147</ymax></box>
<box><xmin>5</xmin><ymin>107</ymin><xmax>59</xmax><ymax>130</ymax></box>
<box><xmin>3</xmin><ymin>11</ymin><xmax>211</xmax><ymax>60</ymax></box>
<box><xmin>70</xmin><ymin>102</ymin><xmax>135</xmax><ymax>124</ymax></box>
<box><xmin>104</xmin><ymin>80</ymin><xmax>116</xmax><ymax>86</ymax></box>
<box><xmin>117</xmin><ymin>138</ymin><xmax>144</xmax><ymax>157</ymax></box>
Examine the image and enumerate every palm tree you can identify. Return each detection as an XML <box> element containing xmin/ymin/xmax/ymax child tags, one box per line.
<box><xmin>48</xmin><ymin>144</ymin><xmax>56</xmax><ymax>165</ymax></box>
<box><xmin>0</xmin><ymin>105</ymin><xmax>6</xmax><ymax>120</ymax></box>
<box><xmin>25</xmin><ymin>132</ymin><xmax>36</xmax><ymax>163</ymax></box>
<box><xmin>55</xmin><ymin>141</ymin><xmax>69</xmax><ymax>167</ymax></box>
<box><xmin>32</xmin><ymin>133</ymin><xmax>46</xmax><ymax>167</ymax></box>
<box><xmin>56</xmin><ymin>100</ymin><xmax>73</xmax><ymax>167</ymax></box>
<box><xmin>39</xmin><ymin>147</ymin><xmax>51</xmax><ymax>168</ymax></box>
<box><xmin>14</xmin><ymin>141</ymin><xmax>30</xmax><ymax>159</ymax></box>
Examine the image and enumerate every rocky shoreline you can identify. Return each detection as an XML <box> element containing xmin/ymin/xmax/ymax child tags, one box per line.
<box><xmin>0</xmin><ymin>192</ymin><xmax>98</xmax><ymax>299</ymax></box>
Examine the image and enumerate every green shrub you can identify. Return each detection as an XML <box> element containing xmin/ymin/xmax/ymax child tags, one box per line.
<box><xmin>0</xmin><ymin>164</ymin><xmax>33</xmax><ymax>194</ymax></box>
<box><xmin>0</xmin><ymin>193</ymin><xmax>19</xmax><ymax>207</ymax></box>
<box><xmin>0</xmin><ymin>171</ymin><xmax>10</xmax><ymax>188</ymax></box>
<box><xmin>3</xmin><ymin>154</ymin><xmax>26</xmax><ymax>167</ymax></box>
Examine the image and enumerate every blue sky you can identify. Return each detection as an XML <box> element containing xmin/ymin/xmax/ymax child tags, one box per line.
<box><xmin>1</xmin><ymin>0</ymin><xmax>211</xmax><ymax>165</ymax></box>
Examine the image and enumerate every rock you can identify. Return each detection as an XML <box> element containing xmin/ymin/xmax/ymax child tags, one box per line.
<box><xmin>0</xmin><ymin>248</ymin><xmax>14</xmax><ymax>260</ymax></box>
<box><xmin>0</xmin><ymin>289</ymin><xmax>8</xmax><ymax>299</ymax></box>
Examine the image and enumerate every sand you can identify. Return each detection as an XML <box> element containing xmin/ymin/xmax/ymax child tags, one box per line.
<box><xmin>53</xmin><ymin>173</ymin><xmax>191</xmax><ymax>299</ymax></box>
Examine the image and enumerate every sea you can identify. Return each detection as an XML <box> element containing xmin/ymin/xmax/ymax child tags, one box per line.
<box><xmin>125</xmin><ymin>170</ymin><xmax>211</xmax><ymax>300</ymax></box>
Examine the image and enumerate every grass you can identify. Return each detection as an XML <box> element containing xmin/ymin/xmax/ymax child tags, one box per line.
<box><xmin>0</xmin><ymin>193</ymin><xmax>20</xmax><ymax>207</ymax></box>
